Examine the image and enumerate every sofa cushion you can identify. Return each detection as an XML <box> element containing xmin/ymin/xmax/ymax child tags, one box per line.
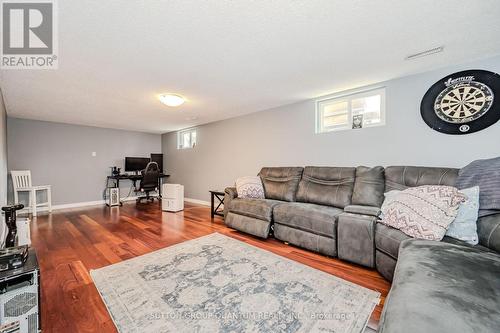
<box><xmin>375</xmin><ymin>221</ymin><xmax>486</xmax><ymax>260</ymax></box>
<box><xmin>258</xmin><ymin>167</ymin><xmax>303</xmax><ymax>202</ymax></box>
<box><xmin>441</xmin><ymin>235</ymin><xmax>491</xmax><ymax>252</ymax></box>
<box><xmin>295</xmin><ymin>166</ymin><xmax>355</xmax><ymax>208</ymax></box>
<box><xmin>375</xmin><ymin>223</ymin><xmax>492</xmax><ymax>282</ymax></box>
<box><xmin>352</xmin><ymin>166</ymin><xmax>385</xmax><ymax>207</ymax></box>
<box><xmin>385</xmin><ymin>166</ymin><xmax>458</xmax><ymax>192</ymax></box>
<box><xmin>274</xmin><ymin>202</ymin><xmax>342</xmax><ymax>238</ymax></box>
<box><xmin>375</xmin><ymin>223</ymin><xmax>411</xmax><ymax>259</ymax></box>
<box><xmin>378</xmin><ymin>239</ymin><xmax>500</xmax><ymax>333</ymax></box>
<box><xmin>375</xmin><ymin>250</ymin><xmax>397</xmax><ymax>282</ymax></box>
<box><xmin>225</xmin><ymin>213</ymin><xmax>272</xmax><ymax>239</ymax></box>
<box><xmin>274</xmin><ymin>224</ymin><xmax>337</xmax><ymax>257</ymax></box>
<box><xmin>228</xmin><ymin>198</ymin><xmax>281</xmax><ymax>222</ymax></box>
<box><xmin>477</xmin><ymin>213</ymin><xmax>500</xmax><ymax>253</ymax></box>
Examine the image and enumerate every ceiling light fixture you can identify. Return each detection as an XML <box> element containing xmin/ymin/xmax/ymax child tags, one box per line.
<box><xmin>405</xmin><ymin>46</ymin><xmax>444</xmax><ymax>60</ymax></box>
<box><xmin>159</xmin><ymin>94</ymin><xmax>185</xmax><ymax>107</ymax></box>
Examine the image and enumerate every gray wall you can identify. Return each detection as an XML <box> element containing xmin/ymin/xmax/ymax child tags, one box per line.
<box><xmin>162</xmin><ymin>55</ymin><xmax>500</xmax><ymax>202</ymax></box>
<box><xmin>0</xmin><ymin>90</ymin><xmax>7</xmax><ymax>207</ymax></box>
<box><xmin>7</xmin><ymin>118</ymin><xmax>161</xmax><ymax>205</ymax></box>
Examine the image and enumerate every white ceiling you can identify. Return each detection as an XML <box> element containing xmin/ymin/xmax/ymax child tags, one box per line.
<box><xmin>1</xmin><ymin>0</ymin><xmax>500</xmax><ymax>134</ymax></box>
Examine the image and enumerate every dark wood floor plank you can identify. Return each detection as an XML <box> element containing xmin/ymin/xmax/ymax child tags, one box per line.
<box><xmin>30</xmin><ymin>201</ymin><xmax>390</xmax><ymax>333</ymax></box>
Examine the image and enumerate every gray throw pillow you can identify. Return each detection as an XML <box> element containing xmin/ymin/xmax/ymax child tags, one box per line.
<box><xmin>455</xmin><ymin>156</ymin><xmax>500</xmax><ymax>217</ymax></box>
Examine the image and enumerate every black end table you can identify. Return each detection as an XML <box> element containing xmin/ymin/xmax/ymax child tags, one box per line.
<box><xmin>209</xmin><ymin>191</ymin><xmax>225</xmax><ymax>218</ymax></box>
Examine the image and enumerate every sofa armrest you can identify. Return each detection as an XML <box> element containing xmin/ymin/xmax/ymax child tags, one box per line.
<box><xmin>338</xmin><ymin>212</ymin><xmax>377</xmax><ymax>267</ymax></box>
<box><xmin>344</xmin><ymin>205</ymin><xmax>381</xmax><ymax>217</ymax></box>
<box><xmin>223</xmin><ymin>187</ymin><xmax>238</xmax><ymax>220</ymax></box>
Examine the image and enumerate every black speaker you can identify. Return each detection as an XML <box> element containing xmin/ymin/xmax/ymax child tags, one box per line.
<box><xmin>150</xmin><ymin>153</ymin><xmax>163</xmax><ymax>173</ymax></box>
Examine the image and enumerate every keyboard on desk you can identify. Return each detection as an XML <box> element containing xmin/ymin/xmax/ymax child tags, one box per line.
<box><xmin>108</xmin><ymin>173</ymin><xmax>169</xmax><ymax>180</ymax></box>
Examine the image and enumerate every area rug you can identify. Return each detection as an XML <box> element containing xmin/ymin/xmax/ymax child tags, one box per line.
<box><xmin>91</xmin><ymin>233</ymin><xmax>380</xmax><ymax>333</ymax></box>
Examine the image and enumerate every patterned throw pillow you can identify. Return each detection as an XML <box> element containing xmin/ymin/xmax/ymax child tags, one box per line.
<box><xmin>446</xmin><ymin>186</ymin><xmax>480</xmax><ymax>245</ymax></box>
<box><xmin>235</xmin><ymin>176</ymin><xmax>265</xmax><ymax>199</ymax></box>
<box><xmin>380</xmin><ymin>185</ymin><xmax>467</xmax><ymax>241</ymax></box>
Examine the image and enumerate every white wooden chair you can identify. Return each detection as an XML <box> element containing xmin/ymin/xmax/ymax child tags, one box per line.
<box><xmin>11</xmin><ymin>170</ymin><xmax>52</xmax><ymax>217</ymax></box>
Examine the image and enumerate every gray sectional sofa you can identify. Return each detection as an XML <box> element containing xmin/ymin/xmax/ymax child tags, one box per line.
<box><xmin>223</xmin><ymin>166</ymin><xmax>500</xmax><ymax>333</ymax></box>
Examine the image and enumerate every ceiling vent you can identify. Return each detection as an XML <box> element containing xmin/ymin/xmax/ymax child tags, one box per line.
<box><xmin>405</xmin><ymin>46</ymin><xmax>444</xmax><ymax>60</ymax></box>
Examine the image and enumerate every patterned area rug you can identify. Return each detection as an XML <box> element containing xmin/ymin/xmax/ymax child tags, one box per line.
<box><xmin>91</xmin><ymin>233</ymin><xmax>380</xmax><ymax>333</ymax></box>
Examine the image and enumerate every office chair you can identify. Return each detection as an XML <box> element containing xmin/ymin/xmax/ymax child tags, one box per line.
<box><xmin>136</xmin><ymin>162</ymin><xmax>160</xmax><ymax>203</ymax></box>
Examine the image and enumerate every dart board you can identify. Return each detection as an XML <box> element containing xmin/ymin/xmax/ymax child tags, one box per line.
<box><xmin>420</xmin><ymin>69</ymin><xmax>500</xmax><ymax>134</ymax></box>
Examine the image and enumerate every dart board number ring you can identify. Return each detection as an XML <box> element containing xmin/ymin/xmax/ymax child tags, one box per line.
<box><xmin>420</xmin><ymin>69</ymin><xmax>500</xmax><ymax>134</ymax></box>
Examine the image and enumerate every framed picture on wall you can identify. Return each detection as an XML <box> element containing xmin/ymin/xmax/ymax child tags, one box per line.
<box><xmin>352</xmin><ymin>114</ymin><xmax>363</xmax><ymax>129</ymax></box>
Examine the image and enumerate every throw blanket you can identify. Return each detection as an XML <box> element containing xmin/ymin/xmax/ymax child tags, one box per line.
<box><xmin>455</xmin><ymin>156</ymin><xmax>500</xmax><ymax>217</ymax></box>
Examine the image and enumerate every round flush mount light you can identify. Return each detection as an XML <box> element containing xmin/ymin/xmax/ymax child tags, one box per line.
<box><xmin>159</xmin><ymin>93</ymin><xmax>185</xmax><ymax>107</ymax></box>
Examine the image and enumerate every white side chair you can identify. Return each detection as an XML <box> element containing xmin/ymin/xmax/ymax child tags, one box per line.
<box><xmin>11</xmin><ymin>170</ymin><xmax>52</xmax><ymax>217</ymax></box>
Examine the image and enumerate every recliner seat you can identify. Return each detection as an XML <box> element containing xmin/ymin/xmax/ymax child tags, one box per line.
<box><xmin>228</xmin><ymin>198</ymin><xmax>281</xmax><ymax>222</ymax></box>
<box><xmin>224</xmin><ymin>167</ymin><xmax>303</xmax><ymax>239</ymax></box>
<box><xmin>273</xmin><ymin>202</ymin><xmax>342</xmax><ymax>256</ymax></box>
<box><xmin>272</xmin><ymin>166</ymin><xmax>355</xmax><ymax>257</ymax></box>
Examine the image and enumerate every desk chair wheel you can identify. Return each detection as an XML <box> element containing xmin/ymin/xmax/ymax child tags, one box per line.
<box><xmin>136</xmin><ymin>187</ymin><xmax>159</xmax><ymax>204</ymax></box>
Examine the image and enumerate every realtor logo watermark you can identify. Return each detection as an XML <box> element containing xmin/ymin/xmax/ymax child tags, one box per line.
<box><xmin>1</xmin><ymin>0</ymin><xmax>58</xmax><ymax>69</ymax></box>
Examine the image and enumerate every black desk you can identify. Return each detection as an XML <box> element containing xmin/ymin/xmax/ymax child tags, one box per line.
<box><xmin>106</xmin><ymin>173</ymin><xmax>170</xmax><ymax>202</ymax></box>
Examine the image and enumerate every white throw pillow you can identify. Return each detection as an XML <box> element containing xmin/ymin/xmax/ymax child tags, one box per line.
<box><xmin>380</xmin><ymin>185</ymin><xmax>466</xmax><ymax>241</ymax></box>
<box><xmin>235</xmin><ymin>176</ymin><xmax>265</xmax><ymax>199</ymax></box>
<box><xmin>446</xmin><ymin>186</ymin><xmax>480</xmax><ymax>245</ymax></box>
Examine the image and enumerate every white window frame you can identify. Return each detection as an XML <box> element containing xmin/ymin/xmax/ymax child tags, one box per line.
<box><xmin>177</xmin><ymin>128</ymin><xmax>197</xmax><ymax>149</ymax></box>
<box><xmin>315</xmin><ymin>87</ymin><xmax>386</xmax><ymax>133</ymax></box>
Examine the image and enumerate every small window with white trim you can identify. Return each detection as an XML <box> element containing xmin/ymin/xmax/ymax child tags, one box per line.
<box><xmin>316</xmin><ymin>87</ymin><xmax>386</xmax><ymax>133</ymax></box>
<box><xmin>177</xmin><ymin>128</ymin><xmax>197</xmax><ymax>149</ymax></box>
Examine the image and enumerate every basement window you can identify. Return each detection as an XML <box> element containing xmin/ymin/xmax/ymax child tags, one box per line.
<box><xmin>316</xmin><ymin>87</ymin><xmax>386</xmax><ymax>133</ymax></box>
<box><xmin>177</xmin><ymin>128</ymin><xmax>197</xmax><ymax>149</ymax></box>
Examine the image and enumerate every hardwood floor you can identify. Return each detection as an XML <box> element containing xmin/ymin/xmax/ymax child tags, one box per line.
<box><xmin>29</xmin><ymin>201</ymin><xmax>390</xmax><ymax>332</ymax></box>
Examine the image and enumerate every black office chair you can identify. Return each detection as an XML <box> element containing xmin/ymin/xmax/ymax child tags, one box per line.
<box><xmin>136</xmin><ymin>162</ymin><xmax>160</xmax><ymax>203</ymax></box>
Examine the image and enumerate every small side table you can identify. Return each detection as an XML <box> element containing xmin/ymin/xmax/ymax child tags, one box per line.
<box><xmin>209</xmin><ymin>190</ymin><xmax>225</xmax><ymax>218</ymax></box>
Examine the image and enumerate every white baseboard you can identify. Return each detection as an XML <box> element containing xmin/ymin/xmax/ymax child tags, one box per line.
<box><xmin>31</xmin><ymin>196</ymin><xmax>140</xmax><ymax>212</ymax></box>
<box><xmin>184</xmin><ymin>197</ymin><xmax>211</xmax><ymax>206</ymax></box>
<box><xmin>22</xmin><ymin>196</ymin><xmax>210</xmax><ymax>213</ymax></box>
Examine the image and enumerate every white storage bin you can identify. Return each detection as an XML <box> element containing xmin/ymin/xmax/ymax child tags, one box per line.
<box><xmin>162</xmin><ymin>184</ymin><xmax>184</xmax><ymax>212</ymax></box>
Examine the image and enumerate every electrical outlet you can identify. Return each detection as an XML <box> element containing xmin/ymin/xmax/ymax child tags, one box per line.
<box><xmin>92</xmin><ymin>152</ymin><xmax>97</xmax><ymax>157</ymax></box>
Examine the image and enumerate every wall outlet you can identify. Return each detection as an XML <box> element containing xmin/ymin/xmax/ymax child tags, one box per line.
<box><xmin>92</xmin><ymin>152</ymin><xmax>97</xmax><ymax>157</ymax></box>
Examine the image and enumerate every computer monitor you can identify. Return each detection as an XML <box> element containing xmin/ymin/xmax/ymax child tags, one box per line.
<box><xmin>125</xmin><ymin>157</ymin><xmax>150</xmax><ymax>172</ymax></box>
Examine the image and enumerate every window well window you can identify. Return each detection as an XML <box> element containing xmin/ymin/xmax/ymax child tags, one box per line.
<box><xmin>316</xmin><ymin>87</ymin><xmax>385</xmax><ymax>133</ymax></box>
<box><xmin>177</xmin><ymin>128</ymin><xmax>197</xmax><ymax>149</ymax></box>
